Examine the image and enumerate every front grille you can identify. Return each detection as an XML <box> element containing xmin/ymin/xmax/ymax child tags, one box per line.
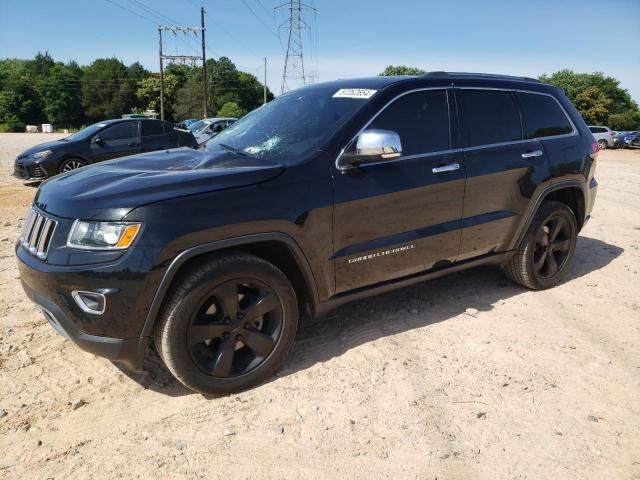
<box><xmin>19</xmin><ymin>207</ymin><xmax>57</xmax><ymax>260</ymax></box>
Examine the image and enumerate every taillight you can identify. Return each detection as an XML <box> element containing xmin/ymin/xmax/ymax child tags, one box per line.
<box><xmin>591</xmin><ymin>142</ymin><xmax>599</xmax><ymax>157</ymax></box>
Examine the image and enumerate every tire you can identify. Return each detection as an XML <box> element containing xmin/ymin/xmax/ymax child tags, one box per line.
<box><xmin>503</xmin><ymin>201</ymin><xmax>577</xmax><ymax>290</ymax></box>
<box><xmin>597</xmin><ymin>139</ymin><xmax>607</xmax><ymax>150</ymax></box>
<box><xmin>154</xmin><ymin>252</ymin><xmax>298</xmax><ymax>395</ymax></box>
<box><xmin>58</xmin><ymin>157</ymin><xmax>87</xmax><ymax>173</ymax></box>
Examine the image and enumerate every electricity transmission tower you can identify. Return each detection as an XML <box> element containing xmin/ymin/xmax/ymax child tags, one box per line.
<box><xmin>276</xmin><ymin>1</ymin><xmax>315</xmax><ymax>94</ymax></box>
<box><xmin>158</xmin><ymin>7</ymin><xmax>208</xmax><ymax>120</ymax></box>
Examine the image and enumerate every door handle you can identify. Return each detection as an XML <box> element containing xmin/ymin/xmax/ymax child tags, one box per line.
<box><xmin>127</xmin><ymin>142</ymin><xmax>139</xmax><ymax>147</ymax></box>
<box><xmin>521</xmin><ymin>150</ymin><xmax>543</xmax><ymax>159</ymax></box>
<box><xmin>432</xmin><ymin>163</ymin><xmax>461</xmax><ymax>174</ymax></box>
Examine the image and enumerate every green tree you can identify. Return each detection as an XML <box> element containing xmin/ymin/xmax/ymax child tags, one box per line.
<box><xmin>539</xmin><ymin>69</ymin><xmax>640</xmax><ymax>127</ymax></box>
<box><xmin>136</xmin><ymin>74</ymin><xmax>180</xmax><ymax>120</ymax></box>
<box><xmin>0</xmin><ymin>90</ymin><xmax>32</xmax><ymax>131</ymax></box>
<box><xmin>216</xmin><ymin>101</ymin><xmax>245</xmax><ymax>118</ymax></box>
<box><xmin>36</xmin><ymin>62</ymin><xmax>84</xmax><ymax>128</ymax></box>
<box><xmin>81</xmin><ymin>58</ymin><xmax>129</xmax><ymax>121</ymax></box>
<box><xmin>573</xmin><ymin>85</ymin><xmax>613</xmax><ymax>125</ymax></box>
<box><xmin>172</xmin><ymin>76</ymin><xmax>205</xmax><ymax>120</ymax></box>
<box><xmin>608</xmin><ymin>110</ymin><xmax>640</xmax><ymax>131</ymax></box>
<box><xmin>379</xmin><ymin>65</ymin><xmax>426</xmax><ymax>76</ymax></box>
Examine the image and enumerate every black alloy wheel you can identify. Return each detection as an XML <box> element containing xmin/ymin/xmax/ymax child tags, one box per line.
<box><xmin>187</xmin><ymin>279</ymin><xmax>283</xmax><ymax>378</ymax></box>
<box><xmin>531</xmin><ymin>215</ymin><xmax>573</xmax><ymax>279</ymax></box>
<box><xmin>154</xmin><ymin>253</ymin><xmax>298</xmax><ymax>395</ymax></box>
<box><xmin>503</xmin><ymin>201</ymin><xmax>577</xmax><ymax>290</ymax></box>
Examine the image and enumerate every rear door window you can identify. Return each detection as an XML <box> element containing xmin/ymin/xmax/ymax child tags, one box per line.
<box><xmin>367</xmin><ymin>89</ymin><xmax>450</xmax><ymax>156</ymax></box>
<box><xmin>99</xmin><ymin>122</ymin><xmax>138</xmax><ymax>142</ymax></box>
<box><xmin>458</xmin><ymin>89</ymin><xmax>522</xmax><ymax>147</ymax></box>
<box><xmin>141</xmin><ymin>120</ymin><xmax>164</xmax><ymax>137</ymax></box>
<box><xmin>516</xmin><ymin>92</ymin><xmax>573</xmax><ymax>139</ymax></box>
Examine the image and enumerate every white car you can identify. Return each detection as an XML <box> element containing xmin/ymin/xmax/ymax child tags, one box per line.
<box><xmin>588</xmin><ymin>126</ymin><xmax>615</xmax><ymax>150</ymax></box>
<box><xmin>189</xmin><ymin>117</ymin><xmax>237</xmax><ymax>144</ymax></box>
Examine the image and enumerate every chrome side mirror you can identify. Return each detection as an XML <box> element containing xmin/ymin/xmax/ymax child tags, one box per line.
<box><xmin>339</xmin><ymin>129</ymin><xmax>402</xmax><ymax>169</ymax></box>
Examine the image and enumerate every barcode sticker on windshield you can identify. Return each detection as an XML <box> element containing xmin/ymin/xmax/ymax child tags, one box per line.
<box><xmin>333</xmin><ymin>88</ymin><xmax>377</xmax><ymax>99</ymax></box>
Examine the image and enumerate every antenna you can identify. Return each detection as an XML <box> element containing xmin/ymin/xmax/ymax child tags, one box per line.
<box><xmin>276</xmin><ymin>1</ymin><xmax>315</xmax><ymax>94</ymax></box>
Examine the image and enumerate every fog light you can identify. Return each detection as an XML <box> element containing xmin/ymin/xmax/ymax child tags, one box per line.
<box><xmin>72</xmin><ymin>291</ymin><xmax>106</xmax><ymax>315</ymax></box>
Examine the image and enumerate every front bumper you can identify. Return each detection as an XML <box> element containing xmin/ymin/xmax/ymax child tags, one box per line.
<box><xmin>16</xmin><ymin>242</ymin><xmax>167</xmax><ymax>371</ymax></box>
<box><xmin>13</xmin><ymin>158</ymin><xmax>49</xmax><ymax>181</ymax></box>
<box><xmin>21</xmin><ymin>279</ymin><xmax>148</xmax><ymax>370</ymax></box>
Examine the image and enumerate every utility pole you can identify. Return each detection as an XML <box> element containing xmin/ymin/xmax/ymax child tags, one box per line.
<box><xmin>201</xmin><ymin>7</ymin><xmax>208</xmax><ymax>118</ymax></box>
<box><xmin>263</xmin><ymin>57</ymin><xmax>267</xmax><ymax>104</ymax></box>
<box><xmin>157</xmin><ymin>14</ymin><xmax>206</xmax><ymax>121</ymax></box>
<box><xmin>158</xmin><ymin>27</ymin><xmax>165</xmax><ymax>121</ymax></box>
<box><xmin>277</xmin><ymin>1</ymin><xmax>315</xmax><ymax>93</ymax></box>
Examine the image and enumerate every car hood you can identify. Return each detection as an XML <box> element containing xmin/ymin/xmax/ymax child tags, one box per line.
<box><xmin>18</xmin><ymin>139</ymin><xmax>69</xmax><ymax>158</ymax></box>
<box><xmin>34</xmin><ymin>148</ymin><xmax>285</xmax><ymax>220</ymax></box>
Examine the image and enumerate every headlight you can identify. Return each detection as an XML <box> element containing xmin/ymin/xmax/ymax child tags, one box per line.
<box><xmin>32</xmin><ymin>150</ymin><xmax>53</xmax><ymax>159</ymax></box>
<box><xmin>67</xmin><ymin>221</ymin><xmax>142</xmax><ymax>250</ymax></box>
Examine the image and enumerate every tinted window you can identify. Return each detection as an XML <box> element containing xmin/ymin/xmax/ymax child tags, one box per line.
<box><xmin>100</xmin><ymin>122</ymin><xmax>137</xmax><ymax>141</ymax></box>
<box><xmin>162</xmin><ymin>121</ymin><xmax>176</xmax><ymax>134</ymax></box>
<box><xmin>368</xmin><ymin>90</ymin><xmax>449</xmax><ymax>156</ymax></box>
<box><xmin>589</xmin><ymin>127</ymin><xmax>605</xmax><ymax>133</ymax></box>
<box><xmin>141</xmin><ymin>121</ymin><xmax>163</xmax><ymax>136</ymax></box>
<box><xmin>517</xmin><ymin>92</ymin><xmax>573</xmax><ymax>139</ymax></box>
<box><xmin>459</xmin><ymin>90</ymin><xmax>521</xmax><ymax>147</ymax></box>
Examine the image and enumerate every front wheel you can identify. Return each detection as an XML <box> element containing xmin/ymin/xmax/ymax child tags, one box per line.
<box><xmin>597</xmin><ymin>139</ymin><xmax>608</xmax><ymax>150</ymax></box>
<box><xmin>503</xmin><ymin>201</ymin><xmax>577</xmax><ymax>290</ymax></box>
<box><xmin>154</xmin><ymin>253</ymin><xmax>298</xmax><ymax>395</ymax></box>
<box><xmin>58</xmin><ymin>157</ymin><xmax>87</xmax><ymax>173</ymax></box>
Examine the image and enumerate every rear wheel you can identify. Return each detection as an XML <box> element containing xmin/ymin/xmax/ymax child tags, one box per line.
<box><xmin>154</xmin><ymin>253</ymin><xmax>298</xmax><ymax>395</ymax></box>
<box><xmin>504</xmin><ymin>201</ymin><xmax>577</xmax><ymax>290</ymax></box>
<box><xmin>597</xmin><ymin>139</ymin><xmax>607</xmax><ymax>150</ymax></box>
<box><xmin>58</xmin><ymin>158</ymin><xmax>87</xmax><ymax>173</ymax></box>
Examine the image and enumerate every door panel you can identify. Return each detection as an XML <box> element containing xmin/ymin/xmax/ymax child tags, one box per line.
<box><xmin>458</xmin><ymin>140</ymin><xmax>546</xmax><ymax>260</ymax></box>
<box><xmin>332</xmin><ymin>87</ymin><xmax>464</xmax><ymax>293</ymax></box>
<box><xmin>91</xmin><ymin>121</ymin><xmax>140</xmax><ymax>162</ymax></box>
<box><xmin>333</xmin><ymin>153</ymin><xmax>465</xmax><ymax>292</ymax></box>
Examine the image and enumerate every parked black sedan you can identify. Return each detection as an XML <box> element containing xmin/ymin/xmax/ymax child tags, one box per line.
<box><xmin>13</xmin><ymin>119</ymin><xmax>197</xmax><ymax>181</ymax></box>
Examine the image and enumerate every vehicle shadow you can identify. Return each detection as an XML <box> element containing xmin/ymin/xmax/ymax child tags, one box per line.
<box><xmin>283</xmin><ymin>235</ymin><xmax>623</xmax><ymax>378</ymax></box>
<box><xmin>117</xmin><ymin>235</ymin><xmax>622</xmax><ymax>397</ymax></box>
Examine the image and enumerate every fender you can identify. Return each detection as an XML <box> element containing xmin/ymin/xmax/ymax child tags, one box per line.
<box><xmin>138</xmin><ymin>232</ymin><xmax>320</xmax><ymax>339</ymax></box>
<box><xmin>508</xmin><ymin>179</ymin><xmax>587</xmax><ymax>253</ymax></box>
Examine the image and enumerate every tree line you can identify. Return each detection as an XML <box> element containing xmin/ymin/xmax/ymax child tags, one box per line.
<box><xmin>0</xmin><ymin>52</ymin><xmax>274</xmax><ymax>132</ymax></box>
<box><xmin>380</xmin><ymin>65</ymin><xmax>640</xmax><ymax>130</ymax></box>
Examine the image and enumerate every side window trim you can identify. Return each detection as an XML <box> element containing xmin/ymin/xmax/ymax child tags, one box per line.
<box><xmin>335</xmin><ymin>87</ymin><xmax>454</xmax><ymax>171</ymax></box>
<box><xmin>454</xmin><ymin>87</ymin><xmax>577</xmax><ymax>151</ymax></box>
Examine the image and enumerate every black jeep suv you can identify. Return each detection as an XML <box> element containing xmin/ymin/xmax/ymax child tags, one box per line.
<box><xmin>16</xmin><ymin>72</ymin><xmax>598</xmax><ymax>394</ymax></box>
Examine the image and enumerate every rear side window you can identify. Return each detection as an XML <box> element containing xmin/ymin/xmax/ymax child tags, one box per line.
<box><xmin>368</xmin><ymin>89</ymin><xmax>449</xmax><ymax>156</ymax></box>
<box><xmin>141</xmin><ymin>121</ymin><xmax>164</xmax><ymax>137</ymax></box>
<box><xmin>589</xmin><ymin>126</ymin><xmax>605</xmax><ymax>133</ymax></box>
<box><xmin>100</xmin><ymin>122</ymin><xmax>137</xmax><ymax>141</ymax></box>
<box><xmin>459</xmin><ymin>90</ymin><xmax>521</xmax><ymax>147</ymax></box>
<box><xmin>517</xmin><ymin>92</ymin><xmax>573</xmax><ymax>139</ymax></box>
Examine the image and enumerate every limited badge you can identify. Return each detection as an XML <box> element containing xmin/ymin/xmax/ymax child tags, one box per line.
<box><xmin>332</xmin><ymin>88</ymin><xmax>377</xmax><ymax>99</ymax></box>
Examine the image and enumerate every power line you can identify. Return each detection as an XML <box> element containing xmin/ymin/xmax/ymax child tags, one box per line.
<box><xmin>240</xmin><ymin>0</ymin><xmax>280</xmax><ymax>39</ymax></box>
<box><xmin>103</xmin><ymin>0</ymin><xmax>158</xmax><ymax>25</ymax></box>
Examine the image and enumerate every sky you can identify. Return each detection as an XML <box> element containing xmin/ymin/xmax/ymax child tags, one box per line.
<box><xmin>1</xmin><ymin>0</ymin><xmax>639</xmax><ymax>102</ymax></box>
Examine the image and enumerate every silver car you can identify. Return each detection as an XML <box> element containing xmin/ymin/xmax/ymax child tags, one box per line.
<box><xmin>189</xmin><ymin>117</ymin><xmax>237</xmax><ymax>144</ymax></box>
<box><xmin>588</xmin><ymin>125</ymin><xmax>615</xmax><ymax>149</ymax></box>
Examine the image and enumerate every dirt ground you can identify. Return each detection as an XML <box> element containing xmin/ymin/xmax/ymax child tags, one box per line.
<box><xmin>0</xmin><ymin>133</ymin><xmax>638</xmax><ymax>479</ymax></box>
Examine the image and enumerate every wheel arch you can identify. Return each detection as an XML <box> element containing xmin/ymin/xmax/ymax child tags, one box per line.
<box><xmin>510</xmin><ymin>180</ymin><xmax>586</xmax><ymax>253</ymax></box>
<box><xmin>139</xmin><ymin>233</ymin><xmax>319</xmax><ymax>339</ymax></box>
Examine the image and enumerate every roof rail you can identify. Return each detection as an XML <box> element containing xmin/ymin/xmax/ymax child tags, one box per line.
<box><xmin>422</xmin><ymin>71</ymin><xmax>541</xmax><ymax>83</ymax></box>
